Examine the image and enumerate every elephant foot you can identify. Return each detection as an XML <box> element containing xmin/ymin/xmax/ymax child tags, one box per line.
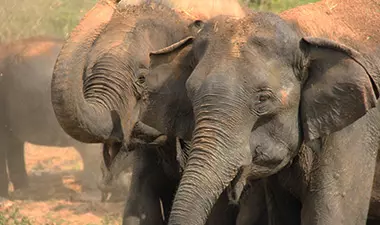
<box><xmin>12</xmin><ymin>177</ymin><xmax>29</xmax><ymax>191</ymax></box>
<box><xmin>0</xmin><ymin>175</ymin><xmax>9</xmax><ymax>198</ymax></box>
<box><xmin>0</xmin><ymin>187</ymin><xmax>9</xmax><ymax>199</ymax></box>
<box><xmin>122</xmin><ymin>217</ymin><xmax>142</xmax><ymax>225</ymax></box>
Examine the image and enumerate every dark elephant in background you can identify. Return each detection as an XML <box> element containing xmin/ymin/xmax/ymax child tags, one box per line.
<box><xmin>0</xmin><ymin>36</ymin><xmax>102</xmax><ymax>198</ymax></box>
<box><xmin>146</xmin><ymin>0</ymin><xmax>380</xmax><ymax>224</ymax></box>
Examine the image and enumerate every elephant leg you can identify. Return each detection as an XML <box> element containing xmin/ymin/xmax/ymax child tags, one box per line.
<box><xmin>236</xmin><ymin>180</ymin><xmax>268</xmax><ymax>225</ymax></box>
<box><xmin>206</xmin><ymin>191</ymin><xmax>239</xmax><ymax>225</ymax></box>
<box><xmin>122</xmin><ymin>150</ymin><xmax>165</xmax><ymax>225</ymax></box>
<box><xmin>301</xmin><ymin>114</ymin><xmax>380</xmax><ymax>225</ymax></box>
<box><xmin>6</xmin><ymin>136</ymin><xmax>28</xmax><ymax>190</ymax></box>
<box><xmin>264</xmin><ymin>176</ymin><xmax>301</xmax><ymax>225</ymax></box>
<box><xmin>367</xmin><ymin>219</ymin><xmax>380</xmax><ymax>225</ymax></box>
<box><xmin>159</xmin><ymin>178</ymin><xmax>177</xmax><ymax>223</ymax></box>
<box><xmin>0</xmin><ymin>145</ymin><xmax>9</xmax><ymax>198</ymax></box>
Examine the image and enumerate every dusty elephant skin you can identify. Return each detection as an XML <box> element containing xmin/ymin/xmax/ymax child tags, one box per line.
<box><xmin>0</xmin><ymin>36</ymin><xmax>102</xmax><ymax>198</ymax></box>
<box><xmin>50</xmin><ymin>1</ymin><xmax>238</xmax><ymax>224</ymax></box>
<box><xmin>147</xmin><ymin>0</ymin><xmax>380</xmax><ymax>224</ymax></box>
<box><xmin>51</xmin><ymin>0</ymin><xmax>197</xmax><ymax>145</ymax></box>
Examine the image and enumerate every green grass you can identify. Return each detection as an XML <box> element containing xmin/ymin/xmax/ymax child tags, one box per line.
<box><xmin>0</xmin><ymin>0</ymin><xmax>318</xmax><ymax>43</ymax></box>
<box><xmin>0</xmin><ymin>0</ymin><xmax>97</xmax><ymax>42</ymax></box>
<box><xmin>241</xmin><ymin>0</ymin><xmax>318</xmax><ymax>12</ymax></box>
<box><xmin>0</xmin><ymin>207</ymin><xmax>33</xmax><ymax>225</ymax></box>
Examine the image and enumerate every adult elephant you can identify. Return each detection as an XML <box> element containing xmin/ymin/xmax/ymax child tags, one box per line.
<box><xmin>147</xmin><ymin>0</ymin><xmax>380</xmax><ymax>224</ymax></box>
<box><xmin>51</xmin><ymin>0</ymin><xmax>251</xmax><ymax>223</ymax></box>
<box><xmin>0</xmin><ymin>36</ymin><xmax>102</xmax><ymax>198</ymax></box>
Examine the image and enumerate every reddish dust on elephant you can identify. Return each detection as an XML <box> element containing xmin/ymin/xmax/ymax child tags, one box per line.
<box><xmin>280</xmin><ymin>0</ymin><xmax>380</xmax><ymax>47</ymax></box>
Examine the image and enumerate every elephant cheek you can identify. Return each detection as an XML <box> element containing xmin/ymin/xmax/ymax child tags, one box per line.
<box><xmin>252</xmin><ymin>144</ymin><xmax>290</xmax><ymax>167</ymax></box>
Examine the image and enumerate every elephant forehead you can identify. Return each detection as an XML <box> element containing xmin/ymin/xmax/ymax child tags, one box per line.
<box><xmin>230</xmin><ymin>28</ymin><xmax>249</xmax><ymax>58</ymax></box>
<box><xmin>206</xmin><ymin>12</ymin><xmax>299</xmax><ymax>54</ymax></box>
<box><xmin>207</xmin><ymin>18</ymin><xmax>263</xmax><ymax>58</ymax></box>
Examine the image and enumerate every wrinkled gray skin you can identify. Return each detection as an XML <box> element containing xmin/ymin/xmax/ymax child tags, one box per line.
<box><xmin>51</xmin><ymin>1</ymin><xmax>240</xmax><ymax>224</ymax></box>
<box><xmin>51</xmin><ymin>0</ymin><xmax>196</xmax><ymax>145</ymax></box>
<box><xmin>148</xmin><ymin>12</ymin><xmax>380</xmax><ymax>225</ymax></box>
<box><xmin>0</xmin><ymin>37</ymin><xmax>102</xmax><ymax>198</ymax></box>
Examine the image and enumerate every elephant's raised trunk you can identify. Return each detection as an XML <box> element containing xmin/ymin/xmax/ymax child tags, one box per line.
<box><xmin>51</xmin><ymin>0</ymin><xmax>119</xmax><ymax>143</ymax></box>
<box><xmin>169</xmin><ymin>95</ymin><xmax>251</xmax><ymax>225</ymax></box>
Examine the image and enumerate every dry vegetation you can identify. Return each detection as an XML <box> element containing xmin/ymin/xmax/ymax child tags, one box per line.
<box><xmin>0</xmin><ymin>0</ymin><xmax>96</xmax><ymax>42</ymax></box>
<box><xmin>0</xmin><ymin>0</ymin><xmax>318</xmax><ymax>224</ymax></box>
<box><xmin>0</xmin><ymin>0</ymin><xmax>318</xmax><ymax>42</ymax></box>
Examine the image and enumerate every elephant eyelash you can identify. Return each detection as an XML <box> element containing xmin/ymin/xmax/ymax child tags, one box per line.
<box><xmin>254</xmin><ymin>90</ymin><xmax>274</xmax><ymax>103</ymax></box>
<box><xmin>257</xmin><ymin>94</ymin><xmax>271</xmax><ymax>103</ymax></box>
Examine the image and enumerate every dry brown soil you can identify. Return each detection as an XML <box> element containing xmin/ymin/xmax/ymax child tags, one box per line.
<box><xmin>0</xmin><ymin>143</ymin><xmax>124</xmax><ymax>225</ymax></box>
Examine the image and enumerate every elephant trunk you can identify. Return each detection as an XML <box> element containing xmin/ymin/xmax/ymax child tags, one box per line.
<box><xmin>51</xmin><ymin>0</ymin><xmax>119</xmax><ymax>143</ymax></box>
<box><xmin>169</xmin><ymin>100</ymin><xmax>250</xmax><ymax>225</ymax></box>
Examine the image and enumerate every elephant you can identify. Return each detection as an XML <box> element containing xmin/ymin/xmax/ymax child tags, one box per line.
<box><xmin>50</xmin><ymin>0</ymin><xmax>257</xmax><ymax>224</ymax></box>
<box><xmin>0</xmin><ymin>36</ymin><xmax>103</xmax><ymax>198</ymax></box>
<box><xmin>145</xmin><ymin>0</ymin><xmax>380</xmax><ymax>224</ymax></box>
<box><xmin>51</xmin><ymin>1</ymin><xmax>197</xmax><ymax>224</ymax></box>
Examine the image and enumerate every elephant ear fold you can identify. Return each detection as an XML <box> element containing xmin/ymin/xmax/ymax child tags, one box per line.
<box><xmin>300</xmin><ymin>37</ymin><xmax>379</xmax><ymax>142</ymax></box>
<box><xmin>147</xmin><ymin>36</ymin><xmax>194</xmax><ymax>91</ymax></box>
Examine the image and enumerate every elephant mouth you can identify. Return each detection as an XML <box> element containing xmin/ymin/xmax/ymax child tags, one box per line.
<box><xmin>103</xmin><ymin>141</ymin><xmax>123</xmax><ymax>169</ymax></box>
<box><xmin>99</xmin><ymin>134</ymin><xmax>169</xmax><ymax>191</ymax></box>
<box><xmin>98</xmin><ymin>141</ymin><xmax>132</xmax><ymax>202</ymax></box>
<box><xmin>100</xmin><ymin>141</ymin><xmax>129</xmax><ymax>186</ymax></box>
<box><xmin>101</xmin><ymin>137</ymin><xmax>147</xmax><ymax>179</ymax></box>
<box><xmin>98</xmin><ymin>139</ymin><xmax>140</xmax><ymax>200</ymax></box>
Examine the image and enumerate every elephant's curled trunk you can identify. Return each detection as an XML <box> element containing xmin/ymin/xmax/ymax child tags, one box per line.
<box><xmin>51</xmin><ymin>0</ymin><xmax>119</xmax><ymax>143</ymax></box>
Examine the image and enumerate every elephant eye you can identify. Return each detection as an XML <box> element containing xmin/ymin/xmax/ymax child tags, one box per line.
<box><xmin>256</xmin><ymin>91</ymin><xmax>272</xmax><ymax>103</ymax></box>
<box><xmin>252</xmin><ymin>90</ymin><xmax>276</xmax><ymax>116</ymax></box>
<box><xmin>136</xmin><ymin>69</ymin><xmax>148</xmax><ymax>85</ymax></box>
<box><xmin>258</xmin><ymin>94</ymin><xmax>270</xmax><ymax>103</ymax></box>
<box><xmin>137</xmin><ymin>75</ymin><xmax>145</xmax><ymax>84</ymax></box>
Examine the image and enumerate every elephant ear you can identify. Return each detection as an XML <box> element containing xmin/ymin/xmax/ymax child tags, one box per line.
<box><xmin>147</xmin><ymin>36</ymin><xmax>194</xmax><ymax>92</ymax></box>
<box><xmin>300</xmin><ymin>37</ymin><xmax>379</xmax><ymax>142</ymax></box>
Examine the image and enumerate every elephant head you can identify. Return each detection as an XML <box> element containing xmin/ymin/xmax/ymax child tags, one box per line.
<box><xmin>149</xmin><ymin>12</ymin><xmax>380</xmax><ymax>225</ymax></box>
<box><xmin>51</xmin><ymin>0</ymin><xmax>200</xmax><ymax>155</ymax></box>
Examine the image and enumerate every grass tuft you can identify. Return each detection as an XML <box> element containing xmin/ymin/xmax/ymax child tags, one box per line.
<box><xmin>0</xmin><ymin>207</ymin><xmax>33</xmax><ymax>225</ymax></box>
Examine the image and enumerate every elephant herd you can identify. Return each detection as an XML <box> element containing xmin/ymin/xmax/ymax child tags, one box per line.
<box><xmin>2</xmin><ymin>0</ymin><xmax>380</xmax><ymax>224</ymax></box>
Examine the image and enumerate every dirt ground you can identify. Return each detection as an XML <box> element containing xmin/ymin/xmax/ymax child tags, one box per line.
<box><xmin>0</xmin><ymin>143</ymin><xmax>124</xmax><ymax>225</ymax></box>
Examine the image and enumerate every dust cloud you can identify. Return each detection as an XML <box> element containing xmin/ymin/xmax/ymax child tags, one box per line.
<box><xmin>122</xmin><ymin>0</ymin><xmax>246</xmax><ymax>19</ymax></box>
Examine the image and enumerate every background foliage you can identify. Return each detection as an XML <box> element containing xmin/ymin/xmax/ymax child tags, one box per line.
<box><xmin>0</xmin><ymin>0</ymin><xmax>318</xmax><ymax>42</ymax></box>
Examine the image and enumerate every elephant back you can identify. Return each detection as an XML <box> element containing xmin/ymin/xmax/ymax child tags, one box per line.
<box><xmin>0</xmin><ymin>37</ymin><xmax>75</xmax><ymax>146</ymax></box>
